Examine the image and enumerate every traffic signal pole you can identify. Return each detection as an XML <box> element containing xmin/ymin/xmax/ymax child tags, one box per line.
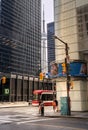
<box><xmin>53</xmin><ymin>35</ymin><xmax>71</xmax><ymax>115</ymax></box>
<box><xmin>65</xmin><ymin>44</ymin><xmax>71</xmax><ymax>115</ymax></box>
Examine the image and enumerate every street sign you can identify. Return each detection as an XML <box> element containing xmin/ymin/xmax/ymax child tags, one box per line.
<box><xmin>4</xmin><ymin>88</ymin><xmax>9</xmax><ymax>95</ymax></box>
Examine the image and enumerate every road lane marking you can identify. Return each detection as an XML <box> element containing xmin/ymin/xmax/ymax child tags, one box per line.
<box><xmin>0</xmin><ymin>115</ymin><xmax>40</xmax><ymax>125</ymax></box>
<box><xmin>17</xmin><ymin>118</ymin><xmax>59</xmax><ymax>125</ymax></box>
<box><xmin>0</xmin><ymin>120</ymin><xmax>12</xmax><ymax>124</ymax></box>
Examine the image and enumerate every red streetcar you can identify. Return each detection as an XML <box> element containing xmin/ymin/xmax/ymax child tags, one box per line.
<box><xmin>32</xmin><ymin>90</ymin><xmax>56</xmax><ymax>106</ymax></box>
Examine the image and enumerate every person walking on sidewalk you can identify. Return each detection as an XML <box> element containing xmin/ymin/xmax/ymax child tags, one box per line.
<box><xmin>39</xmin><ymin>100</ymin><xmax>41</xmax><ymax>114</ymax></box>
<box><xmin>52</xmin><ymin>100</ymin><xmax>56</xmax><ymax>112</ymax></box>
<box><xmin>54</xmin><ymin>99</ymin><xmax>59</xmax><ymax>112</ymax></box>
<box><xmin>40</xmin><ymin>100</ymin><xmax>44</xmax><ymax>116</ymax></box>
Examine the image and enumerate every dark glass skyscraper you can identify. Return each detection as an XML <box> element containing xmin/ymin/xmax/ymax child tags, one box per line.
<box><xmin>47</xmin><ymin>22</ymin><xmax>55</xmax><ymax>72</ymax></box>
<box><xmin>0</xmin><ymin>0</ymin><xmax>41</xmax><ymax>76</ymax></box>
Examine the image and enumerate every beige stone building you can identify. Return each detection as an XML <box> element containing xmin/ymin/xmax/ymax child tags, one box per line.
<box><xmin>54</xmin><ymin>0</ymin><xmax>88</xmax><ymax>111</ymax></box>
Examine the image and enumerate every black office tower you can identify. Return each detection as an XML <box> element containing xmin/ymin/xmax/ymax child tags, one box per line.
<box><xmin>0</xmin><ymin>0</ymin><xmax>41</xmax><ymax>76</ymax></box>
<box><xmin>47</xmin><ymin>22</ymin><xmax>55</xmax><ymax>72</ymax></box>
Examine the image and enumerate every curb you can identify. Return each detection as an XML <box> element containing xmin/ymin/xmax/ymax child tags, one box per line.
<box><xmin>0</xmin><ymin>106</ymin><xmax>29</xmax><ymax>109</ymax></box>
<box><xmin>44</xmin><ymin>115</ymin><xmax>88</xmax><ymax>119</ymax></box>
<box><xmin>0</xmin><ymin>103</ymin><xmax>29</xmax><ymax>109</ymax></box>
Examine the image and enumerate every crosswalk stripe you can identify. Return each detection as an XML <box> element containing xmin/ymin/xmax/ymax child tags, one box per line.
<box><xmin>0</xmin><ymin>115</ymin><xmax>40</xmax><ymax>125</ymax></box>
<box><xmin>17</xmin><ymin>118</ymin><xmax>58</xmax><ymax>125</ymax></box>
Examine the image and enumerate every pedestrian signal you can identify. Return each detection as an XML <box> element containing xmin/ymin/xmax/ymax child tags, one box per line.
<box><xmin>61</xmin><ymin>63</ymin><xmax>66</xmax><ymax>74</ymax></box>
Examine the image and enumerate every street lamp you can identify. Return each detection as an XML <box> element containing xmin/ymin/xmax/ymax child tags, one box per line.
<box><xmin>53</xmin><ymin>35</ymin><xmax>71</xmax><ymax>115</ymax></box>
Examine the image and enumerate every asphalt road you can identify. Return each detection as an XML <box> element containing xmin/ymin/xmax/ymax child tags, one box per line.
<box><xmin>0</xmin><ymin>106</ymin><xmax>88</xmax><ymax>130</ymax></box>
<box><xmin>0</xmin><ymin>118</ymin><xmax>88</xmax><ymax>130</ymax></box>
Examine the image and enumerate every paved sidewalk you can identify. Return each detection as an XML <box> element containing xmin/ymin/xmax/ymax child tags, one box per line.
<box><xmin>0</xmin><ymin>102</ymin><xmax>88</xmax><ymax>119</ymax></box>
<box><xmin>38</xmin><ymin>107</ymin><xmax>88</xmax><ymax>119</ymax></box>
<box><xmin>44</xmin><ymin>110</ymin><xmax>88</xmax><ymax>119</ymax></box>
<box><xmin>0</xmin><ymin>102</ymin><xmax>28</xmax><ymax>108</ymax></box>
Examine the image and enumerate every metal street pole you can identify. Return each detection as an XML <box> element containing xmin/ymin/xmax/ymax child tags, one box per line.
<box><xmin>53</xmin><ymin>35</ymin><xmax>71</xmax><ymax>115</ymax></box>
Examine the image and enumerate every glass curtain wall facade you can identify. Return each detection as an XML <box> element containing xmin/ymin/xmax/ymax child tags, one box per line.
<box><xmin>47</xmin><ymin>22</ymin><xmax>55</xmax><ymax>72</ymax></box>
<box><xmin>0</xmin><ymin>0</ymin><xmax>41</xmax><ymax>76</ymax></box>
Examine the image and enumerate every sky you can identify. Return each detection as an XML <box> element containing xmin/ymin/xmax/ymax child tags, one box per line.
<box><xmin>42</xmin><ymin>0</ymin><xmax>54</xmax><ymax>32</ymax></box>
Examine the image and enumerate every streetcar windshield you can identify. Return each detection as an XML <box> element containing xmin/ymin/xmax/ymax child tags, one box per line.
<box><xmin>41</xmin><ymin>94</ymin><xmax>54</xmax><ymax>101</ymax></box>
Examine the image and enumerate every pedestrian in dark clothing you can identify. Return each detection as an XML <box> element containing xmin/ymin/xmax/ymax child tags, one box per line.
<box><xmin>40</xmin><ymin>100</ymin><xmax>44</xmax><ymax>116</ymax></box>
<box><xmin>54</xmin><ymin>99</ymin><xmax>59</xmax><ymax>112</ymax></box>
<box><xmin>39</xmin><ymin>100</ymin><xmax>41</xmax><ymax>114</ymax></box>
<box><xmin>52</xmin><ymin>100</ymin><xmax>56</xmax><ymax>112</ymax></box>
<box><xmin>54</xmin><ymin>99</ymin><xmax>58</xmax><ymax>106</ymax></box>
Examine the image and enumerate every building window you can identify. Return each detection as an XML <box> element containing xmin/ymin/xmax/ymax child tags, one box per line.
<box><xmin>85</xmin><ymin>14</ymin><xmax>88</xmax><ymax>21</ymax></box>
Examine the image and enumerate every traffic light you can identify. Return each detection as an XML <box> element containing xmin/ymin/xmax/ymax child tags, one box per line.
<box><xmin>39</xmin><ymin>72</ymin><xmax>44</xmax><ymax>80</ymax></box>
<box><xmin>1</xmin><ymin>76</ymin><xmax>6</xmax><ymax>84</ymax></box>
<box><xmin>61</xmin><ymin>63</ymin><xmax>66</xmax><ymax>74</ymax></box>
